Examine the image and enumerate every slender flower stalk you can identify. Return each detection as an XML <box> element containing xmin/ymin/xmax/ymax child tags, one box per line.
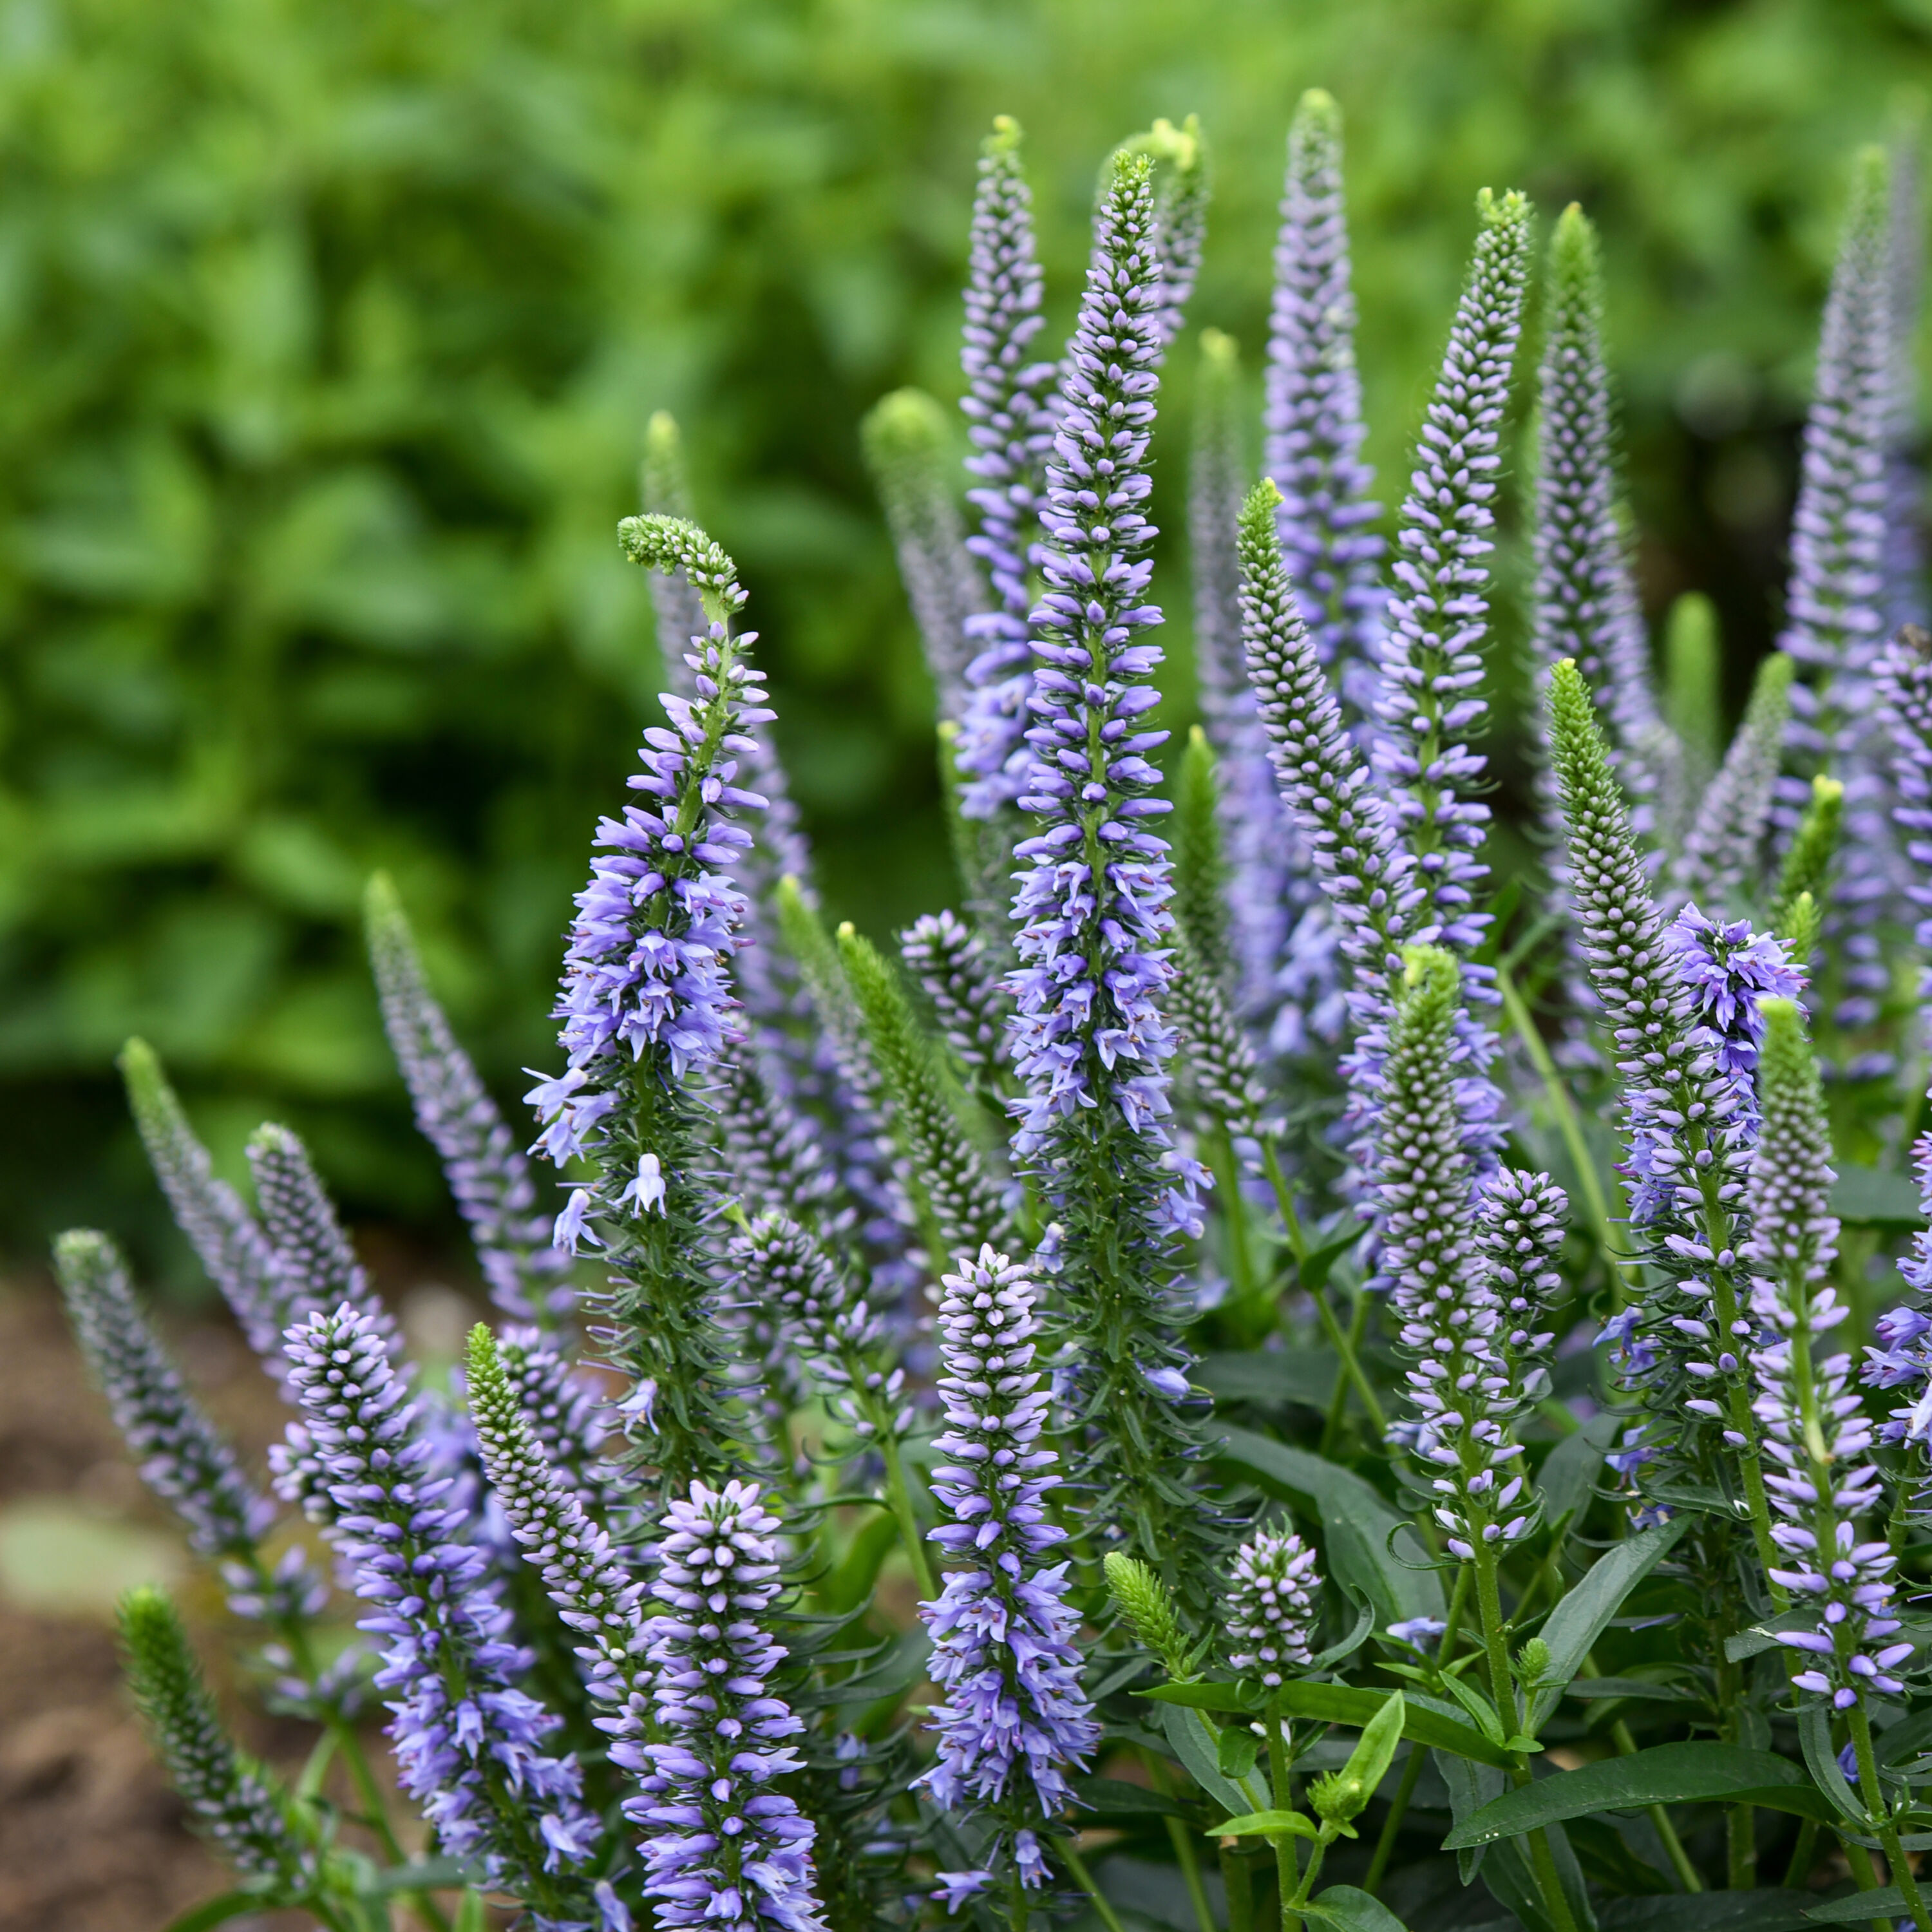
<box><xmin>118</xmin><ymin>1586</ymin><xmax>317</xmax><ymax>1897</ymax></box>
<box><xmin>1264</xmin><ymin>88</ymin><xmax>1384</xmax><ymax>707</ymax></box>
<box><xmin>1005</xmin><ymin>147</ymin><xmax>1211</xmax><ymax>1561</ymax></box>
<box><xmin>1673</xmin><ymin>652</ymin><xmax>1794</xmax><ymax>915</ymax></box>
<box><xmin>1371</xmin><ymin>188</ymin><xmax>1532</xmax><ymax>951</ymax></box>
<box><xmin>918</xmin><ymin>1248</ymin><xmax>1099</xmax><ymax>1903</ymax></box>
<box><xmin>119</xmin><ymin>1039</ymin><xmax>287</xmax><ymax>1368</ymax></box>
<box><xmin>863</xmin><ymin>388</ymin><xmax>985</xmax><ymax>717</ymax></box>
<box><xmin>1236</xmin><ymin>482</ymin><xmax>1499</xmax><ymax>1188</ymax></box>
<box><xmin>1547</xmin><ymin>660</ymin><xmax>1779</xmax><ymax>1562</ymax></box>
<box><xmin>837</xmin><ymin>924</ymin><xmax>1013</xmax><ymax>1262</ymax></box>
<box><xmin>1529</xmin><ymin>204</ymin><xmax>1666</xmax><ymax>830</ymax></box>
<box><xmin>954</xmin><ymin>116</ymin><xmax>1057</xmax><ymax>834</ymax></box>
<box><xmin>633</xmin><ymin>1479</ymin><xmax>828</xmax><ymax>1932</ymax></box>
<box><xmin>367</xmin><ymin>874</ymin><xmax>573</xmax><ymax>1327</ymax></box>
<box><xmin>287</xmin><ymin>1305</ymin><xmax>596</xmax><ymax>1909</ymax></box>
<box><xmin>900</xmin><ymin>909</ymin><xmax>1013</xmax><ymax>1113</ymax></box>
<box><xmin>530</xmin><ymin>515</ymin><xmax>773</xmax><ymax>1495</ymax></box>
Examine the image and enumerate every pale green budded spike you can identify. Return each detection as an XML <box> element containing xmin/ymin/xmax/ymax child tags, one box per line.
<box><xmin>1658</xmin><ymin>591</ymin><xmax>1723</xmax><ymax>852</ymax></box>
<box><xmin>1672</xmin><ymin>650</ymin><xmax>1794</xmax><ymax>913</ymax></box>
<box><xmin>1171</xmin><ymin>724</ymin><xmax>1233</xmax><ymax>987</ymax></box>
<box><xmin>1771</xmin><ymin>773</ymin><xmax>1844</xmax><ymax>938</ymax></box>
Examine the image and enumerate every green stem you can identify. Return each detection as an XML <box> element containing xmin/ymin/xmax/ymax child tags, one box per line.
<box><xmin>1850</xmin><ymin>1703</ymin><xmax>1932</xmax><ymax>1932</ymax></box>
<box><xmin>1059</xmin><ymin>1839</ymin><xmax>1126</xmax><ymax>1932</ymax></box>
<box><xmin>1262</xmin><ymin>1147</ymin><xmax>1384</xmax><ymax>1434</ymax></box>
<box><xmin>1222</xmin><ymin>1845</ymin><xmax>1255</xmax><ymax>1932</ymax></box>
<box><xmin>1267</xmin><ymin>1710</ymin><xmax>1299</xmax><ymax>1932</ymax></box>
<box><xmin>876</xmin><ymin>1430</ymin><xmax>936</xmax><ymax>1599</ymax></box>
<box><xmin>1362</xmin><ymin>1744</ymin><xmax>1426</xmax><ymax>1891</ymax></box>
<box><xmin>1208</xmin><ymin>1124</ymin><xmax>1260</xmax><ymax>1304</ymax></box>
<box><xmin>1284</xmin><ymin>1837</ymin><xmax>1326</xmax><ymax>1927</ymax></box>
<box><xmin>1144</xmin><ymin>1752</ymin><xmax>1214</xmax><ymax>1932</ymax></box>
<box><xmin>1780</xmin><ymin>1818</ymin><xmax>1819</xmax><ymax>1888</ymax></box>
<box><xmin>1497</xmin><ymin>965</ymin><xmax>1624</xmax><ymax>1285</ymax></box>
<box><xmin>1319</xmin><ymin>1287</ymin><xmax>1370</xmax><ymax>1456</ymax></box>
<box><xmin>1577</xmin><ymin>1657</ymin><xmax>1701</xmax><ymax>1892</ymax></box>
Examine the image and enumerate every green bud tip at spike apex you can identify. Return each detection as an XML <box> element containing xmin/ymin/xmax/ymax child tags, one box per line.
<box><xmin>1293</xmin><ymin>86</ymin><xmax>1341</xmax><ymax>141</ymax></box>
<box><xmin>1549</xmin><ymin>202</ymin><xmax>1604</xmax><ymax>308</ymax></box>
<box><xmin>861</xmin><ymin>388</ymin><xmax>949</xmax><ymax>464</ymax></box>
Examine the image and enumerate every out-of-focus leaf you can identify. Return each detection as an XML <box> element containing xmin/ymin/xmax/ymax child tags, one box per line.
<box><xmin>1530</xmin><ymin>1516</ymin><xmax>1689</xmax><ymax>1727</ymax></box>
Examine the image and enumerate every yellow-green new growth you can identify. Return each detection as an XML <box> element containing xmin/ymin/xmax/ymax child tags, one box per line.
<box><xmin>1102</xmin><ymin>1551</ymin><xmax>1202</xmax><ymax>1681</ymax></box>
<box><xmin>617</xmin><ymin>513</ymin><xmax>744</xmax><ymax>623</ymax></box>
<box><xmin>1772</xmin><ymin>774</ymin><xmax>1844</xmax><ymax>936</ymax></box>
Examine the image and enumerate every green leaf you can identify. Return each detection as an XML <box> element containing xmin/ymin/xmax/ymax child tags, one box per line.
<box><xmin>1831</xmin><ymin>1165</ymin><xmax>1926</xmax><ymax>1229</ymax></box>
<box><xmin>455</xmin><ymin>1893</ymin><xmax>489</xmax><ymax>1932</ymax></box>
<box><xmin>1723</xmin><ymin>1609</ymin><xmax>1817</xmax><ymax>1662</ymax></box>
<box><xmin>1198</xmin><ymin>1350</ymin><xmax>1338</xmax><ymax>1411</ymax></box>
<box><xmin>1530</xmin><ymin>1515</ymin><xmax>1689</xmax><ymax>1727</ymax></box>
<box><xmin>1144</xmin><ymin>1680</ymin><xmax>1253</xmax><ymax>1714</ymax></box>
<box><xmin>1218</xmin><ymin>1723</ymin><xmax>1262</xmax><ymax>1779</ymax></box>
<box><xmin>1265</xmin><ymin>1680</ymin><xmax>1515</xmax><ymax>1770</ymax></box>
<box><xmin>1797</xmin><ymin>1705</ymin><xmax>1871</xmax><ymax>1830</ymax></box>
<box><xmin>1564</xmin><ymin>1678</ymin><xmax>1697</xmax><ymax>1703</ymax></box>
<box><xmin>1537</xmin><ymin>1412</ymin><xmax>1620</xmax><ymax>1532</ymax></box>
<box><xmin>1438</xmin><ymin>1667</ymin><xmax>1509</xmax><ymax>1745</ymax></box>
<box><xmin>1332</xmin><ymin>1690</ymin><xmax>1406</xmax><ymax>1817</ymax></box>
<box><xmin>1803</xmin><ymin>1887</ymin><xmax>1908</xmax><ymax>1924</ymax></box>
<box><xmin>1072</xmin><ymin>1777</ymin><xmax>1192</xmax><ymax>1822</ymax></box>
<box><xmin>160</xmin><ymin>1895</ymin><xmax>271</xmax><ymax>1932</ymax></box>
<box><xmin>1302</xmin><ymin>1886</ymin><xmax>1412</xmax><ymax>1932</ymax></box>
<box><xmin>1209</xmin><ymin>1808</ymin><xmax>1321</xmax><ymax>1841</ymax></box>
<box><xmin>1159</xmin><ymin>1703</ymin><xmax>1272</xmax><ymax>1819</ymax></box>
<box><xmin>1442</xmin><ymin>1743</ymin><xmax>1839</xmax><ymax>1848</ymax></box>
<box><xmin>1212</xmin><ymin>1428</ymin><xmax>1444</xmax><ymax>1627</ymax></box>
<box><xmin>1598</xmin><ymin>1891</ymin><xmax>1819</xmax><ymax>1931</ymax></box>
<box><xmin>369</xmin><ymin>1859</ymin><xmax>471</xmax><ymax>1895</ymax></box>
<box><xmin>1298</xmin><ymin>1230</ymin><xmax>1361</xmax><ymax>1296</ymax></box>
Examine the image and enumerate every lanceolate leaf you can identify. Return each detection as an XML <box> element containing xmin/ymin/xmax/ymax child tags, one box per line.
<box><xmin>1302</xmin><ymin>1886</ymin><xmax>1413</xmax><ymax>1932</ymax></box>
<box><xmin>1530</xmin><ymin>1515</ymin><xmax>1689</xmax><ymax>1726</ymax></box>
<box><xmin>1159</xmin><ymin>1702</ymin><xmax>1273</xmax><ymax>1819</ymax></box>
<box><xmin>1442</xmin><ymin>1743</ymin><xmax>1839</xmax><ymax>1848</ymax></box>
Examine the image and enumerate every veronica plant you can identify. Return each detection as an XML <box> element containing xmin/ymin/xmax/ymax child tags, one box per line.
<box><xmin>69</xmin><ymin>107</ymin><xmax>1932</xmax><ymax>1932</ymax></box>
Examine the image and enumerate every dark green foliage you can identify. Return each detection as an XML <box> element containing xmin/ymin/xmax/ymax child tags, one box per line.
<box><xmin>1</xmin><ymin>0</ymin><xmax>1924</xmax><ymax>1260</ymax></box>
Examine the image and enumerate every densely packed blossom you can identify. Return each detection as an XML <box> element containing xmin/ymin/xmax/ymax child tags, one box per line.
<box><xmin>900</xmin><ymin>909</ymin><xmax>1012</xmax><ymax>1106</ymax></box>
<box><xmin>118</xmin><ymin>1585</ymin><xmax>314</xmax><ymax>1890</ymax></box>
<box><xmin>1005</xmin><ymin>146</ymin><xmax>1211</xmax><ymax>1555</ymax></box>
<box><xmin>632</xmin><ymin>1480</ymin><xmax>826</xmax><ymax>1932</ymax></box>
<box><xmin>952</xmin><ymin>117</ymin><xmax>1057</xmax><ymax>833</ymax></box>
<box><xmin>1530</xmin><ymin>204</ymin><xmax>1666</xmax><ymax>831</ymax></box>
<box><xmin>368</xmin><ymin>875</ymin><xmax>574</xmax><ymax>1326</ymax></box>
<box><xmin>1370</xmin><ymin>188</ymin><xmax>1531</xmax><ymax>951</ymax></box>
<box><xmin>918</xmin><ymin>1249</ymin><xmax>1098</xmax><ymax>1892</ymax></box>
<box><xmin>1264</xmin><ymin>88</ymin><xmax>1384</xmax><ymax>704</ymax></box>
<box><xmin>1223</xmin><ymin>1528</ymin><xmax>1322</xmax><ymax>1688</ymax></box>
<box><xmin>1746</xmin><ymin>1001</ymin><xmax>1909</xmax><ymax>1710</ymax></box>
<box><xmin>1879</xmin><ymin>621</ymin><xmax>1932</xmax><ymax>974</ymax></box>
<box><xmin>287</xmin><ymin>1305</ymin><xmax>596</xmax><ymax>1909</ymax></box>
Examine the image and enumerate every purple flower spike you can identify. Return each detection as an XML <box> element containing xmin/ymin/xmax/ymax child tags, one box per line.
<box><xmin>918</xmin><ymin>1248</ymin><xmax>1097</xmax><ymax>1889</ymax></box>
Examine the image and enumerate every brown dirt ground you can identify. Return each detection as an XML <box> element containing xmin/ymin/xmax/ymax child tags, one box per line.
<box><xmin>0</xmin><ymin>1271</ymin><xmax>468</xmax><ymax>1932</ymax></box>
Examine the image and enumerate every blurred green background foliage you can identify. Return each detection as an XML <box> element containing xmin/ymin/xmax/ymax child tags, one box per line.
<box><xmin>3</xmin><ymin>0</ymin><xmax>1929</xmax><ymax>1278</ymax></box>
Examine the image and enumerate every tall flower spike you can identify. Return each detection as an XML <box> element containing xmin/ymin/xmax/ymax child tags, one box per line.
<box><xmin>1879</xmin><ymin>623</ymin><xmax>1932</xmax><ymax>979</ymax></box>
<box><xmin>1673</xmin><ymin>651</ymin><xmax>1794</xmax><ymax>915</ymax></box>
<box><xmin>1781</xmin><ymin>147</ymin><xmax>1900</xmax><ymax>1036</ymax></box>
<box><xmin>1006</xmin><ymin>147</ymin><xmax>1212</xmax><ymax>1562</ymax></box>
<box><xmin>57</xmin><ymin>1229</ymin><xmax>279</xmax><ymax>1561</ymax></box>
<box><xmin>1657</xmin><ymin>592</ymin><xmax>1724</xmax><ymax>861</ymax></box>
<box><xmin>1124</xmin><ymin>115</ymin><xmax>1209</xmax><ymax>352</ymax></box>
<box><xmin>900</xmin><ymin>909</ymin><xmax>1013</xmax><ymax>1113</ymax></box>
<box><xmin>1265</xmin><ymin>87</ymin><xmax>1385</xmax><ymax>705</ymax></box>
<box><xmin>1884</xmin><ymin>124</ymin><xmax>1926</xmax><ymax>636</ymax></box>
<box><xmin>286</xmin><ymin>1305</ymin><xmax>597</xmax><ymax>1904</ymax></box>
<box><xmin>1378</xmin><ymin>949</ymin><xmax>1542</xmax><ymax>1561</ymax></box>
<box><xmin>641</xmin><ymin>411</ymin><xmax>710</xmax><ymax>701</ymax></box>
<box><xmin>1547</xmin><ymin>659</ymin><xmax>1765</xmax><ymax>1470</ymax></box>
<box><xmin>635</xmin><ymin>1480</ymin><xmax>827</xmax><ymax>1932</ymax></box>
<box><xmin>495</xmin><ymin>1325</ymin><xmax>627</xmax><ymax>1530</ymax></box>
<box><xmin>118</xmin><ymin>1586</ymin><xmax>314</xmax><ymax>1891</ymax></box>
<box><xmin>1475</xmin><ymin>1168</ymin><xmax>1566</xmax><ymax>1366</ymax></box>
<box><xmin>1223</xmin><ymin>1528</ymin><xmax>1322</xmax><ymax>1689</ymax></box>
<box><xmin>466</xmin><ymin>1327</ymin><xmax>652</xmax><ymax>1813</ymax></box>
<box><xmin>862</xmin><ymin>388</ymin><xmax>985</xmax><ymax>717</ymax></box>
<box><xmin>714</xmin><ymin>1045</ymin><xmax>839</xmax><ymax>1225</ymax></box>
<box><xmin>1194</xmin><ymin>330</ymin><xmax>1327</xmax><ymax>1050</ymax></box>
<box><xmin>954</xmin><ymin>116</ymin><xmax>1057</xmax><ymax>829</ymax></box>
<box><xmin>533</xmin><ymin>514</ymin><xmax>774</xmax><ymax>1495</ymax></box>
<box><xmin>1530</xmin><ymin>204</ymin><xmax>1667</xmax><ymax>829</ymax></box>
<box><xmin>837</xmin><ymin>923</ymin><xmax>1013</xmax><ymax>1262</ymax></box>
<box><xmin>1662</xmin><ymin>905</ymin><xmax>1806</xmax><ymax>1144</ymax></box>
<box><xmin>119</xmin><ymin>1039</ymin><xmax>286</xmax><ymax>1368</ymax></box>
<box><xmin>247</xmin><ymin>1123</ymin><xmax>383</xmax><ymax>1328</ymax></box>
<box><xmin>1236</xmin><ymin>481</ymin><xmax>1500</xmax><ymax>1187</ymax></box>
<box><xmin>366</xmin><ymin>875</ymin><xmax>573</xmax><ymax>1327</ymax></box>
<box><xmin>1745</xmin><ymin>1001</ymin><xmax>1908</xmax><ymax>1710</ymax></box>
<box><xmin>1371</xmin><ymin>188</ymin><xmax>1533</xmax><ymax>949</ymax></box>
<box><xmin>919</xmin><ymin>1249</ymin><xmax>1098</xmax><ymax>1891</ymax></box>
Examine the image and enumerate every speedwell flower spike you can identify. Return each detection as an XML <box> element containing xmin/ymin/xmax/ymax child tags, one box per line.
<box><xmin>954</xmin><ymin>115</ymin><xmax>1057</xmax><ymax>829</ymax></box>
<box><xmin>1223</xmin><ymin>1527</ymin><xmax>1322</xmax><ymax>1688</ymax></box>
<box><xmin>1530</xmin><ymin>204</ymin><xmax>1667</xmax><ymax>829</ymax></box>
<box><xmin>118</xmin><ymin>1038</ymin><xmax>288</xmax><ymax>1370</ymax></box>
<box><xmin>1745</xmin><ymin>1001</ymin><xmax>1909</xmax><ymax>1711</ymax></box>
<box><xmin>1236</xmin><ymin>480</ymin><xmax>1502</xmax><ymax>1191</ymax></box>
<box><xmin>900</xmin><ymin>909</ymin><xmax>1013</xmax><ymax>1112</ymax></box>
<box><xmin>366</xmin><ymin>874</ymin><xmax>573</xmax><ymax>1327</ymax></box>
<box><xmin>1372</xmin><ymin>188</ymin><xmax>1532</xmax><ymax>951</ymax></box>
<box><xmin>287</xmin><ymin>1304</ymin><xmax>598</xmax><ymax>1906</ymax></box>
<box><xmin>1007</xmin><ymin>146</ymin><xmax>1215</xmax><ymax>1564</ymax></box>
<box><xmin>919</xmin><ymin>1248</ymin><xmax>1099</xmax><ymax>1893</ymax></box>
<box><xmin>1879</xmin><ymin>622</ymin><xmax>1932</xmax><ymax>980</ymax></box>
<box><xmin>863</xmin><ymin>387</ymin><xmax>985</xmax><ymax>717</ymax></box>
<box><xmin>634</xmin><ymin>1479</ymin><xmax>828</xmax><ymax>1932</ymax></box>
<box><xmin>1673</xmin><ymin>651</ymin><xmax>1794</xmax><ymax>916</ymax></box>
<box><xmin>118</xmin><ymin>1585</ymin><xmax>314</xmax><ymax>1892</ymax></box>
<box><xmin>1265</xmin><ymin>87</ymin><xmax>1385</xmax><ymax>703</ymax></box>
